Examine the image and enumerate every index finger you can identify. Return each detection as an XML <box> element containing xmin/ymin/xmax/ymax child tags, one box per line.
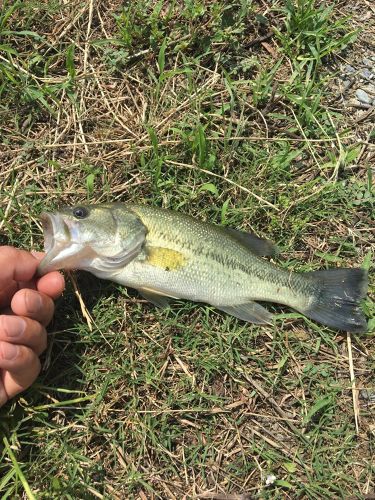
<box><xmin>0</xmin><ymin>247</ymin><xmax>39</xmax><ymax>287</ymax></box>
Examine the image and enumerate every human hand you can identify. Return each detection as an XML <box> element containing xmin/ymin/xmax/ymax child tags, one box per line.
<box><xmin>0</xmin><ymin>247</ymin><xmax>65</xmax><ymax>407</ymax></box>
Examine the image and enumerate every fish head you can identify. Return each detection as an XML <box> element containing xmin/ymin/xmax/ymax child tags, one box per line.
<box><xmin>37</xmin><ymin>204</ymin><xmax>147</xmax><ymax>276</ymax></box>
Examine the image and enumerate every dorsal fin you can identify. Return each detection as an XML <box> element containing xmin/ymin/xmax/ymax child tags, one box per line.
<box><xmin>225</xmin><ymin>228</ymin><xmax>278</xmax><ymax>257</ymax></box>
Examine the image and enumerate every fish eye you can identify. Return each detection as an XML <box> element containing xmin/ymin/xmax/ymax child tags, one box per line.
<box><xmin>73</xmin><ymin>206</ymin><xmax>89</xmax><ymax>219</ymax></box>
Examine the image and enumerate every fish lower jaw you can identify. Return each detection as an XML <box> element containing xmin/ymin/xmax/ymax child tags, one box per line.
<box><xmin>38</xmin><ymin>241</ymin><xmax>88</xmax><ymax>274</ymax></box>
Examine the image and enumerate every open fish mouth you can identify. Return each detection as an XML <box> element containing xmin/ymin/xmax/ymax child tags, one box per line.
<box><xmin>37</xmin><ymin>212</ymin><xmax>86</xmax><ymax>276</ymax></box>
<box><xmin>41</xmin><ymin>212</ymin><xmax>68</xmax><ymax>252</ymax></box>
<box><xmin>37</xmin><ymin>212</ymin><xmax>71</xmax><ymax>276</ymax></box>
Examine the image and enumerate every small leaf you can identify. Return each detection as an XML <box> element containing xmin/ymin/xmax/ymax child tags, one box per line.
<box><xmin>283</xmin><ymin>462</ymin><xmax>297</xmax><ymax>473</ymax></box>
<box><xmin>361</xmin><ymin>250</ymin><xmax>372</xmax><ymax>272</ymax></box>
<box><xmin>315</xmin><ymin>251</ymin><xmax>342</xmax><ymax>263</ymax></box>
<box><xmin>345</xmin><ymin>146</ymin><xmax>360</xmax><ymax>163</ymax></box>
<box><xmin>221</xmin><ymin>198</ymin><xmax>230</xmax><ymax>225</ymax></box>
<box><xmin>148</xmin><ymin>127</ymin><xmax>159</xmax><ymax>154</ymax></box>
<box><xmin>25</xmin><ymin>87</ymin><xmax>54</xmax><ymax>113</ymax></box>
<box><xmin>303</xmin><ymin>396</ymin><xmax>332</xmax><ymax>424</ymax></box>
<box><xmin>0</xmin><ymin>44</ymin><xmax>18</xmax><ymax>55</ymax></box>
<box><xmin>158</xmin><ymin>38</ymin><xmax>167</xmax><ymax>76</ymax></box>
<box><xmin>275</xmin><ymin>480</ymin><xmax>293</xmax><ymax>489</ymax></box>
<box><xmin>66</xmin><ymin>44</ymin><xmax>76</xmax><ymax>79</ymax></box>
<box><xmin>86</xmin><ymin>173</ymin><xmax>96</xmax><ymax>195</ymax></box>
<box><xmin>255</xmin><ymin>14</ymin><xmax>268</xmax><ymax>25</ymax></box>
<box><xmin>0</xmin><ymin>1</ymin><xmax>21</xmax><ymax>30</ymax></box>
<box><xmin>197</xmin><ymin>124</ymin><xmax>206</xmax><ymax>166</ymax></box>
<box><xmin>276</xmin><ymin>354</ymin><xmax>288</xmax><ymax>370</ymax></box>
<box><xmin>52</xmin><ymin>477</ymin><xmax>61</xmax><ymax>490</ymax></box>
<box><xmin>199</xmin><ymin>183</ymin><xmax>218</xmax><ymax>196</ymax></box>
<box><xmin>2</xmin><ymin>29</ymin><xmax>44</xmax><ymax>40</ymax></box>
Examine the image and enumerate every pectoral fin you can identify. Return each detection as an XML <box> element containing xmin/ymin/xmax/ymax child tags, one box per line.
<box><xmin>138</xmin><ymin>287</ymin><xmax>175</xmax><ymax>308</ymax></box>
<box><xmin>216</xmin><ymin>301</ymin><xmax>274</xmax><ymax>324</ymax></box>
<box><xmin>225</xmin><ymin>228</ymin><xmax>278</xmax><ymax>257</ymax></box>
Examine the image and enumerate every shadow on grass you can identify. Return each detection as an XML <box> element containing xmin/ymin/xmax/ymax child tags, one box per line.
<box><xmin>0</xmin><ymin>272</ymin><xmax>121</xmax><ymax>438</ymax></box>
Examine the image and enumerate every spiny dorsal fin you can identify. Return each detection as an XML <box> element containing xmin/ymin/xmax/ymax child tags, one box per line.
<box><xmin>225</xmin><ymin>228</ymin><xmax>278</xmax><ymax>257</ymax></box>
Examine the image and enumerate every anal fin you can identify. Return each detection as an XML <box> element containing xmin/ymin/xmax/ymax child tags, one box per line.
<box><xmin>216</xmin><ymin>301</ymin><xmax>274</xmax><ymax>324</ymax></box>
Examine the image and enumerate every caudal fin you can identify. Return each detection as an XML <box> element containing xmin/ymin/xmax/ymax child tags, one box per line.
<box><xmin>303</xmin><ymin>268</ymin><xmax>368</xmax><ymax>333</ymax></box>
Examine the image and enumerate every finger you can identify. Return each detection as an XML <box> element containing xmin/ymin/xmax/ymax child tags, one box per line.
<box><xmin>0</xmin><ymin>247</ymin><xmax>39</xmax><ymax>288</ymax></box>
<box><xmin>30</xmin><ymin>252</ymin><xmax>45</xmax><ymax>261</ymax></box>
<box><xmin>11</xmin><ymin>289</ymin><xmax>55</xmax><ymax>326</ymax></box>
<box><xmin>0</xmin><ymin>342</ymin><xmax>41</xmax><ymax>401</ymax></box>
<box><xmin>37</xmin><ymin>272</ymin><xmax>65</xmax><ymax>300</ymax></box>
<box><xmin>0</xmin><ymin>315</ymin><xmax>47</xmax><ymax>356</ymax></box>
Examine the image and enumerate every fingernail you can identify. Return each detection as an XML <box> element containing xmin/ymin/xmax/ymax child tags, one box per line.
<box><xmin>25</xmin><ymin>290</ymin><xmax>43</xmax><ymax>314</ymax></box>
<box><xmin>0</xmin><ymin>342</ymin><xmax>18</xmax><ymax>360</ymax></box>
<box><xmin>0</xmin><ymin>316</ymin><xmax>27</xmax><ymax>338</ymax></box>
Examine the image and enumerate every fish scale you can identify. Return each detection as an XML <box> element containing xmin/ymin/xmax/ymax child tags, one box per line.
<box><xmin>117</xmin><ymin>204</ymin><xmax>318</xmax><ymax>309</ymax></box>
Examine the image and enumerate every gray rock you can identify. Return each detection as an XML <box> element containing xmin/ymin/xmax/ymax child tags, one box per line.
<box><xmin>360</xmin><ymin>68</ymin><xmax>373</xmax><ymax>80</ymax></box>
<box><xmin>360</xmin><ymin>389</ymin><xmax>375</xmax><ymax>402</ymax></box>
<box><xmin>363</xmin><ymin>57</ymin><xmax>373</xmax><ymax>67</ymax></box>
<box><xmin>356</xmin><ymin>89</ymin><xmax>372</xmax><ymax>104</ymax></box>
<box><xmin>343</xmin><ymin>64</ymin><xmax>355</xmax><ymax>74</ymax></box>
<box><xmin>342</xmin><ymin>79</ymin><xmax>352</xmax><ymax>90</ymax></box>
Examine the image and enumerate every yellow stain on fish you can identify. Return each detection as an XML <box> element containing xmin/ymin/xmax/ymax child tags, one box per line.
<box><xmin>146</xmin><ymin>246</ymin><xmax>186</xmax><ymax>271</ymax></box>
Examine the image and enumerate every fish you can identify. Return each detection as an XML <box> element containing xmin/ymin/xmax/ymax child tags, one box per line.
<box><xmin>37</xmin><ymin>203</ymin><xmax>368</xmax><ymax>332</ymax></box>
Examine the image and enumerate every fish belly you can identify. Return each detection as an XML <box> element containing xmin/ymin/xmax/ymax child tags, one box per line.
<box><xmin>112</xmin><ymin>256</ymin><xmax>251</xmax><ymax>306</ymax></box>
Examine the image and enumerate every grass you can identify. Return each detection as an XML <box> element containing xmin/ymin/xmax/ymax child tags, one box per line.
<box><xmin>0</xmin><ymin>0</ymin><xmax>374</xmax><ymax>498</ymax></box>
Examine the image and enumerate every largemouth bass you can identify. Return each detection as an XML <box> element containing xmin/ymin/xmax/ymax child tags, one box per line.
<box><xmin>37</xmin><ymin>203</ymin><xmax>368</xmax><ymax>332</ymax></box>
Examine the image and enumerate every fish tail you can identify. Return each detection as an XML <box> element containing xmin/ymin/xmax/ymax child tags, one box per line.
<box><xmin>302</xmin><ymin>268</ymin><xmax>368</xmax><ymax>332</ymax></box>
